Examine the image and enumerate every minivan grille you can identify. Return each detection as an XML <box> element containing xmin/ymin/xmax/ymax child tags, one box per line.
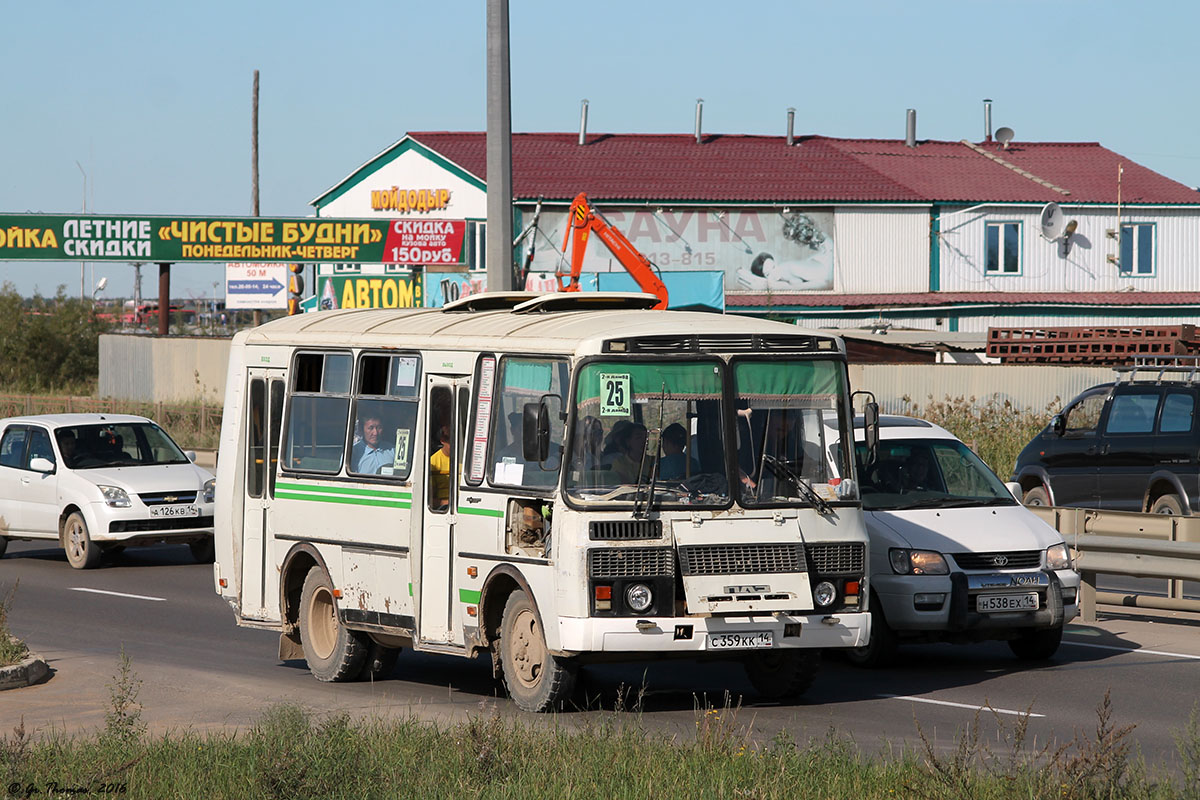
<box><xmin>679</xmin><ymin>543</ymin><xmax>805</xmax><ymax>576</ymax></box>
<box><xmin>139</xmin><ymin>491</ymin><xmax>198</xmax><ymax>506</ymax></box>
<box><xmin>589</xmin><ymin>520</ymin><xmax>663</xmax><ymax>541</ymax></box>
<box><xmin>588</xmin><ymin>547</ymin><xmax>675</xmax><ymax>578</ymax></box>
<box><xmin>951</xmin><ymin>551</ymin><xmax>1042</xmax><ymax>570</ymax></box>
<box><xmin>806</xmin><ymin>542</ymin><xmax>866</xmax><ymax>574</ymax></box>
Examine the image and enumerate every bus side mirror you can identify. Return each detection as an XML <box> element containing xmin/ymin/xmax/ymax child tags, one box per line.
<box><xmin>863</xmin><ymin>402</ymin><xmax>881</xmax><ymax>464</ymax></box>
<box><xmin>522</xmin><ymin>402</ymin><xmax>550</xmax><ymax>462</ymax></box>
<box><xmin>1051</xmin><ymin>414</ymin><xmax>1066</xmax><ymax>436</ymax></box>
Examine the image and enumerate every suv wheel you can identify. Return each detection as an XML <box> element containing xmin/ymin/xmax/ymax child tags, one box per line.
<box><xmin>1150</xmin><ymin>494</ymin><xmax>1184</xmax><ymax>516</ymax></box>
<box><xmin>1022</xmin><ymin>486</ymin><xmax>1050</xmax><ymax>506</ymax></box>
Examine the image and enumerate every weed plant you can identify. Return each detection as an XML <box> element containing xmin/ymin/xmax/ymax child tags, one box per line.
<box><xmin>897</xmin><ymin>393</ymin><xmax>1060</xmax><ymax>479</ymax></box>
<box><xmin>0</xmin><ymin>581</ymin><xmax>28</xmax><ymax>668</ymax></box>
<box><xmin>4</xmin><ymin>659</ymin><xmax>1200</xmax><ymax>800</ymax></box>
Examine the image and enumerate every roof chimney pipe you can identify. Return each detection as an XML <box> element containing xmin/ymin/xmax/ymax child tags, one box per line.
<box><xmin>786</xmin><ymin>107</ymin><xmax>795</xmax><ymax>146</ymax></box>
<box><xmin>984</xmin><ymin>98</ymin><xmax>993</xmax><ymax>143</ymax></box>
<box><xmin>694</xmin><ymin>98</ymin><xmax>704</xmax><ymax>144</ymax></box>
<box><xmin>578</xmin><ymin>99</ymin><xmax>589</xmax><ymax>145</ymax></box>
<box><xmin>905</xmin><ymin>108</ymin><xmax>917</xmax><ymax>148</ymax></box>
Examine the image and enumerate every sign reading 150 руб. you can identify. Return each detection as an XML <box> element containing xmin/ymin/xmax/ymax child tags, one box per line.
<box><xmin>0</xmin><ymin>214</ymin><xmax>467</xmax><ymax>265</ymax></box>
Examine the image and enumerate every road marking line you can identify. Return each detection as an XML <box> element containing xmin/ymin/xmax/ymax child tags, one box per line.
<box><xmin>70</xmin><ymin>587</ymin><xmax>166</xmax><ymax>602</ymax></box>
<box><xmin>879</xmin><ymin>694</ymin><xmax>1045</xmax><ymax>718</ymax></box>
<box><xmin>1064</xmin><ymin>640</ymin><xmax>1200</xmax><ymax>661</ymax></box>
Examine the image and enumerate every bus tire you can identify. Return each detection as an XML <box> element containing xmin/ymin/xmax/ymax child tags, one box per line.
<box><xmin>0</xmin><ymin>536</ymin><xmax>7</xmax><ymax>558</ymax></box>
<box><xmin>63</xmin><ymin>512</ymin><xmax>101</xmax><ymax>570</ymax></box>
<box><xmin>299</xmin><ymin>566</ymin><xmax>367</xmax><ymax>682</ymax></box>
<box><xmin>743</xmin><ymin>649</ymin><xmax>821</xmax><ymax>700</ymax></box>
<box><xmin>189</xmin><ymin>536</ymin><xmax>215</xmax><ymax>563</ymax></box>
<box><xmin>498</xmin><ymin>590</ymin><xmax>576</xmax><ymax>712</ymax></box>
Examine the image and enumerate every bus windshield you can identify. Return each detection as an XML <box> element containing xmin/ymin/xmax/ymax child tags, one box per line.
<box><xmin>565</xmin><ymin>360</ymin><xmax>730</xmax><ymax>507</ymax></box>
<box><xmin>733</xmin><ymin>359</ymin><xmax>853</xmax><ymax>507</ymax></box>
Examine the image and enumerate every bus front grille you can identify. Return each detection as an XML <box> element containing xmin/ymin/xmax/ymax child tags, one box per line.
<box><xmin>679</xmin><ymin>543</ymin><xmax>805</xmax><ymax>576</ymax></box>
<box><xmin>589</xmin><ymin>520</ymin><xmax>663</xmax><ymax>540</ymax></box>
<box><xmin>805</xmin><ymin>542</ymin><xmax>866</xmax><ymax>574</ymax></box>
<box><xmin>588</xmin><ymin>547</ymin><xmax>675</xmax><ymax>578</ymax></box>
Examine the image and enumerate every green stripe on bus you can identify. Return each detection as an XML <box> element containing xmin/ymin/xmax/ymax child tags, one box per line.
<box><xmin>457</xmin><ymin>506</ymin><xmax>505</xmax><ymax>518</ymax></box>
<box><xmin>275</xmin><ymin>490</ymin><xmax>411</xmax><ymax>509</ymax></box>
<box><xmin>459</xmin><ymin>588</ymin><xmax>482</xmax><ymax>604</ymax></box>
<box><xmin>276</xmin><ymin>481</ymin><xmax>411</xmax><ymax>500</ymax></box>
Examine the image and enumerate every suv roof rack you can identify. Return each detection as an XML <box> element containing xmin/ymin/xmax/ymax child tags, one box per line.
<box><xmin>1114</xmin><ymin>356</ymin><xmax>1200</xmax><ymax>385</ymax></box>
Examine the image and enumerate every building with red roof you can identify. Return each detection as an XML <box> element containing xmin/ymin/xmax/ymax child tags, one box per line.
<box><xmin>311</xmin><ymin>120</ymin><xmax>1200</xmax><ymax>331</ymax></box>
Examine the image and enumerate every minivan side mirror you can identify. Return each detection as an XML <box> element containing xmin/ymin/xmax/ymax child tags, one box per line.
<box><xmin>522</xmin><ymin>402</ymin><xmax>550</xmax><ymax>463</ymax></box>
<box><xmin>1051</xmin><ymin>414</ymin><xmax>1066</xmax><ymax>436</ymax></box>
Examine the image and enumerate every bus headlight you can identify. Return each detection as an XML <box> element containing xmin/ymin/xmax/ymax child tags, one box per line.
<box><xmin>1046</xmin><ymin>543</ymin><xmax>1072</xmax><ymax>570</ymax></box>
<box><xmin>625</xmin><ymin>583</ymin><xmax>653</xmax><ymax>613</ymax></box>
<box><xmin>813</xmin><ymin>580</ymin><xmax>837</xmax><ymax>607</ymax></box>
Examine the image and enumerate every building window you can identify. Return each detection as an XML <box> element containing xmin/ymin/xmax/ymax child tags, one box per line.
<box><xmin>1119</xmin><ymin>223</ymin><xmax>1155</xmax><ymax>276</ymax></box>
<box><xmin>467</xmin><ymin>221</ymin><xmax>486</xmax><ymax>272</ymax></box>
<box><xmin>984</xmin><ymin>222</ymin><xmax>1021</xmax><ymax>275</ymax></box>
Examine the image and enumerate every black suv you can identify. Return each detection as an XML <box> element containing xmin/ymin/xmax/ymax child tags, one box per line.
<box><xmin>1012</xmin><ymin>377</ymin><xmax>1199</xmax><ymax>515</ymax></box>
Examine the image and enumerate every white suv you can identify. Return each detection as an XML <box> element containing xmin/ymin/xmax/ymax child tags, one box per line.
<box><xmin>826</xmin><ymin>414</ymin><xmax>1080</xmax><ymax>666</ymax></box>
<box><xmin>0</xmin><ymin>414</ymin><xmax>215</xmax><ymax>569</ymax></box>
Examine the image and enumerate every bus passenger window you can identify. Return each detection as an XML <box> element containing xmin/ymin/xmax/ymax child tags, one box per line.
<box><xmin>488</xmin><ymin>358</ymin><xmax>568</xmax><ymax>490</ymax></box>
<box><xmin>349</xmin><ymin>354</ymin><xmax>421</xmax><ymax>479</ymax></box>
<box><xmin>282</xmin><ymin>352</ymin><xmax>351</xmax><ymax>474</ymax></box>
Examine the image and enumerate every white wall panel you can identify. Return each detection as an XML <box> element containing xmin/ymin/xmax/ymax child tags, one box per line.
<box><xmin>832</xmin><ymin>208</ymin><xmax>929</xmax><ymax>293</ymax></box>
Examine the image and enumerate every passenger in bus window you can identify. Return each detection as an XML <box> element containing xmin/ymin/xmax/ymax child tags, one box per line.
<box><xmin>352</xmin><ymin>414</ymin><xmax>394</xmax><ymax>474</ymax></box>
<box><xmin>659</xmin><ymin>423</ymin><xmax>699</xmax><ymax>481</ymax></box>
<box><xmin>577</xmin><ymin>415</ymin><xmax>604</xmax><ymax>471</ymax></box>
<box><xmin>609</xmin><ymin>422</ymin><xmax>648</xmax><ymax>484</ymax></box>
<box><xmin>430</xmin><ymin>425</ymin><xmax>451</xmax><ymax>509</ymax></box>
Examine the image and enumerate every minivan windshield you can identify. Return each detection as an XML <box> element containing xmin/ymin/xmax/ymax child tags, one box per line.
<box><xmin>853</xmin><ymin>438</ymin><xmax>1016</xmax><ymax>511</ymax></box>
<box><xmin>55</xmin><ymin>423</ymin><xmax>190</xmax><ymax>469</ymax></box>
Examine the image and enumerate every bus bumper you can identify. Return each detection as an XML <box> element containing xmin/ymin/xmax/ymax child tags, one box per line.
<box><xmin>556</xmin><ymin>611</ymin><xmax>870</xmax><ymax>654</ymax></box>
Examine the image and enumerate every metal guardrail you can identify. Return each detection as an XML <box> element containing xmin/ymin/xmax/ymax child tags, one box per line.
<box><xmin>1027</xmin><ymin>506</ymin><xmax>1200</xmax><ymax>621</ymax></box>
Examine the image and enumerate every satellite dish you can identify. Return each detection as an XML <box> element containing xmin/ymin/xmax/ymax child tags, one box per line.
<box><xmin>995</xmin><ymin>126</ymin><xmax>1015</xmax><ymax>148</ymax></box>
<box><xmin>1039</xmin><ymin>202</ymin><xmax>1065</xmax><ymax>241</ymax></box>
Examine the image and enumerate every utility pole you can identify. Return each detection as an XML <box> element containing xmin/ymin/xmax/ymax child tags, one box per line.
<box><xmin>485</xmin><ymin>0</ymin><xmax>514</xmax><ymax>291</ymax></box>
<box><xmin>251</xmin><ymin>69</ymin><xmax>262</xmax><ymax>327</ymax></box>
<box><xmin>75</xmin><ymin>161</ymin><xmax>87</xmax><ymax>300</ymax></box>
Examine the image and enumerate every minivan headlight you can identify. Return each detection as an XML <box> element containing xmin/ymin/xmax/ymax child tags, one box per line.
<box><xmin>889</xmin><ymin>548</ymin><xmax>949</xmax><ymax>575</ymax></box>
<box><xmin>202</xmin><ymin>478</ymin><xmax>216</xmax><ymax>504</ymax></box>
<box><xmin>1046</xmin><ymin>542</ymin><xmax>1072</xmax><ymax>570</ymax></box>
<box><xmin>97</xmin><ymin>485</ymin><xmax>132</xmax><ymax>508</ymax></box>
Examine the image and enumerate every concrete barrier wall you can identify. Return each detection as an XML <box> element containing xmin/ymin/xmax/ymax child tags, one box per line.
<box><xmin>100</xmin><ymin>334</ymin><xmax>1119</xmax><ymax>413</ymax></box>
<box><xmin>99</xmin><ymin>334</ymin><xmax>232</xmax><ymax>403</ymax></box>
<box><xmin>849</xmin><ymin>363</ymin><xmax>1115</xmax><ymax>414</ymax></box>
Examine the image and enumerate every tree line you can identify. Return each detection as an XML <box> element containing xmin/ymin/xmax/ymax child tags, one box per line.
<box><xmin>0</xmin><ymin>283</ymin><xmax>112</xmax><ymax>392</ymax></box>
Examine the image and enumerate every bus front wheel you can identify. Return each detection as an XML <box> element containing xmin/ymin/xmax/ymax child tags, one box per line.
<box><xmin>299</xmin><ymin>566</ymin><xmax>368</xmax><ymax>682</ymax></box>
<box><xmin>498</xmin><ymin>590</ymin><xmax>576</xmax><ymax>712</ymax></box>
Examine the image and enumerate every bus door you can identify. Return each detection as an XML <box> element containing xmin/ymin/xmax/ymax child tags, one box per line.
<box><xmin>419</xmin><ymin>375</ymin><xmax>468</xmax><ymax>643</ymax></box>
<box><xmin>241</xmin><ymin>369</ymin><xmax>285</xmax><ymax>620</ymax></box>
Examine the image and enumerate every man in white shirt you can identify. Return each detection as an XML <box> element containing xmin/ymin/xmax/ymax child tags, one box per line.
<box><xmin>352</xmin><ymin>415</ymin><xmax>394</xmax><ymax>474</ymax></box>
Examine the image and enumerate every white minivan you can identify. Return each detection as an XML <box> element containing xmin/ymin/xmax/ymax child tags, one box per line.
<box><xmin>825</xmin><ymin>414</ymin><xmax>1080</xmax><ymax>666</ymax></box>
<box><xmin>0</xmin><ymin>414</ymin><xmax>215</xmax><ymax>569</ymax></box>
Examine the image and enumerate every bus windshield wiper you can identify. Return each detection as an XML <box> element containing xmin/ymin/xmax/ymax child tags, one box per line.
<box><xmin>761</xmin><ymin>454</ymin><xmax>832</xmax><ymax>515</ymax></box>
<box><xmin>634</xmin><ymin>383</ymin><xmax>667</xmax><ymax>519</ymax></box>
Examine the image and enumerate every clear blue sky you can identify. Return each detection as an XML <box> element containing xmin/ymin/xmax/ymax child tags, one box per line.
<box><xmin>3</xmin><ymin>0</ymin><xmax>1196</xmax><ymax>300</ymax></box>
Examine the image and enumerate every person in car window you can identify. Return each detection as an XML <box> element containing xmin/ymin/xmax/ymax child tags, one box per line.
<box><xmin>57</xmin><ymin>430</ymin><xmax>78</xmax><ymax>467</ymax></box>
<box><xmin>901</xmin><ymin>448</ymin><xmax>936</xmax><ymax>492</ymax></box>
<box><xmin>659</xmin><ymin>423</ymin><xmax>699</xmax><ymax>480</ymax></box>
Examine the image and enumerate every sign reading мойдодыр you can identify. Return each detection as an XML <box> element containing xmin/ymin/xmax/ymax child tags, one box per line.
<box><xmin>0</xmin><ymin>214</ymin><xmax>468</xmax><ymax>265</ymax></box>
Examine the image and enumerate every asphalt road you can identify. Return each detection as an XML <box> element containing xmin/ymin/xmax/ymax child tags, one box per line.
<box><xmin>3</xmin><ymin>538</ymin><xmax>1200</xmax><ymax>773</ymax></box>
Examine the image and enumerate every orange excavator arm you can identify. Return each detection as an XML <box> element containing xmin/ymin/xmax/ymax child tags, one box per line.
<box><xmin>556</xmin><ymin>192</ymin><xmax>669</xmax><ymax>310</ymax></box>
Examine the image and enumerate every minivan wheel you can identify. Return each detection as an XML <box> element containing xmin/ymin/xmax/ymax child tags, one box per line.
<box><xmin>1023</xmin><ymin>486</ymin><xmax>1050</xmax><ymax>506</ymax></box>
<box><xmin>845</xmin><ymin>601</ymin><xmax>897</xmax><ymax>668</ymax></box>
<box><xmin>1150</xmin><ymin>494</ymin><xmax>1184</xmax><ymax>516</ymax></box>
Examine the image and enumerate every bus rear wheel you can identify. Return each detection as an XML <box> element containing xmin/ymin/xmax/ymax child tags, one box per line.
<box><xmin>743</xmin><ymin>650</ymin><xmax>821</xmax><ymax>700</ymax></box>
<box><xmin>498</xmin><ymin>590</ymin><xmax>576</xmax><ymax>712</ymax></box>
<box><xmin>299</xmin><ymin>566</ymin><xmax>367</xmax><ymax>682</ymax></box>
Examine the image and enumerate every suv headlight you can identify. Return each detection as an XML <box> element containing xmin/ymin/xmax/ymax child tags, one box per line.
<box><xmin>202</xmin><ymin>478</ymin><xmax>216</xmax><ymax>504</ymax></box>
<box><xmin>1046</xmin><ymin>542</ymin><xmax>1072</xmax><ymax>570</ymax></box>
<box><xmin>97</xmin><ymin>485</ymin><xmax>132</xmax><ymax>508</ymax></box>
<box><xmin>889</xmin><ymin>548</ymin><xmax>949</xmax><ymax>575</ymax></box>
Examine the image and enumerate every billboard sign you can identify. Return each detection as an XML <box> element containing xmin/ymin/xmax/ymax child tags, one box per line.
<box><xmin>225</xmin><ymin>262</ymin><xmax>289</xmax><ymax>310</ymax></box>
<box><xmin>0</xmin><ymin>214</ymin><xmax>468</xmax><ymax>265</ymax></box>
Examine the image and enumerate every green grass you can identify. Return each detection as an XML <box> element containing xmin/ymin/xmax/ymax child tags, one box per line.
<box><xmin>0</xmin><ymin>582</ymin><xmax>28</xmax><ymax>668</ymax></box>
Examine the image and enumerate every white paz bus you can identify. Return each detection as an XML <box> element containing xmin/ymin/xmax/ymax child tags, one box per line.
<box><xmin>213</xmin><ymin>292</ymin><xmax>872</xmax><ymax>711</ymax></box>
